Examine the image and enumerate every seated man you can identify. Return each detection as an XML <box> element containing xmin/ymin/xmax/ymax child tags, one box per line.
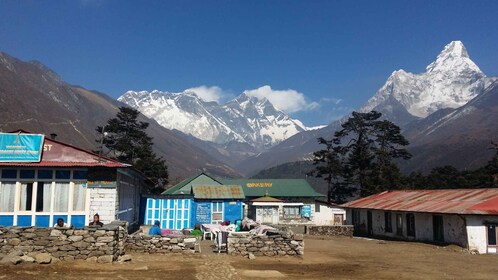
<box><xmin>54</xmin><ymin>218</ymin><xmax>68</xmax><ymax>228</ymax></box>
<box><xmin>89</xmin><ymin>213</ymin><xmax>104</xmax><ymax>227</ymax></box>
<box><xmin>149</xmin><ymin>220</ymin><xmax>162</xmax><ymax>236</ymax></box>
<box><xmin>190</xmin><ymin>223</ymin><xmax>203</xmax><ymax>237</ymax></box>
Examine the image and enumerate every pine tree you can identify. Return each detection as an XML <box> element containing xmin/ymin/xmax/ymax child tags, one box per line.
<box><xmin>311</xmin><ymin>137</ymin><xmax>352</xmax><ymax>203</ymax></box>
<box><xmin>97</xmin><ymin>107</ymin><xmax>169</xmax><ymax>194</ymax></box>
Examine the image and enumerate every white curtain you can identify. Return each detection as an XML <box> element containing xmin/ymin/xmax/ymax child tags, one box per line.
<box><xmin>41</xmin><ymin>182</ymin><xmax>52</xmax><ymax>212</ymax></box>
<box><xmin>73</xmin><ymin>183</ymin><xmax>86</xmax><ymax>211</ymax></box>
<box><xmin>0</xmin><ymin>182</ymin><xmax>16</xmax><ymax>212</ymax></box>
<box><xmin>53</xmin><ymin>182</ymin><xmax>69</xmax><ymax>212</ymax></box>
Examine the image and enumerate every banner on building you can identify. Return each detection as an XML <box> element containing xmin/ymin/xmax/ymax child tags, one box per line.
<box><xmin>0</xmin><ymin>133</ymin><xmax>44</xmax><ymax>162</ymax></box>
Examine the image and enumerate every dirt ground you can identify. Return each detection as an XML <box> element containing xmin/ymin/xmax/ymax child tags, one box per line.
<box><xmin>1</xmin><ymin>235</ymin><xmax>498</xmax><ymax>280</ymax></box>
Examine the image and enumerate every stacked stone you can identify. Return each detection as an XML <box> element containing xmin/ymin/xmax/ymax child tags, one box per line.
<box><xmin>228</xmin><ymin>232</ymin><xmax>304</xmax><ymax>257</ymax></box>
<box><xmin>306</xmin><ymin>225</ymin><xmax>354</xmax><ymax>236</ymax></box>
<box><xmin>125</xmin><ymin>234</ymin><xmax>197</xmax><ymax>254</ymax></box>
<box><xmin>0</xmin><ymin>225</ymin><xmax>125</xmax><ymax>264</ymax></box>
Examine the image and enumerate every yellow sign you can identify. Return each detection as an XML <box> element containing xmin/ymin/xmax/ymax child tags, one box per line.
<box><xmin>247</xmin><ymin>182</ymin><xmax>272</xmax><ymax>188</ymax></box>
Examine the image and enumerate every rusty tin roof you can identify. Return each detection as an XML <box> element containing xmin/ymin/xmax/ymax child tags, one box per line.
<box><xmin>191</xmin><ymin>185</ymin><xmax>245</xmax><ymax>200</ymax></box>
<box><xmin>341</xmin><ymin>188</ymin><xmax>498</xmax><ymax>215</ymax></box>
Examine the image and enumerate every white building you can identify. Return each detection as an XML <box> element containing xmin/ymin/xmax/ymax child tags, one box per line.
<box><xmin>314</xmin><ymin>199</ymin><xmax>346</xmax><ymax>225</ymax></box>
<box><xmin>341</xmin><ymin>189</ymin><xmax>498</xmax><ymax>254</ymax></box>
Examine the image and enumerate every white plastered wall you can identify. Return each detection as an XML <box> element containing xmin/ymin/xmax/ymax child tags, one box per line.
<box><xmin>466</xmin><ymin>215</ymin><xmax>498</xmax><ymax>254</ymax></box>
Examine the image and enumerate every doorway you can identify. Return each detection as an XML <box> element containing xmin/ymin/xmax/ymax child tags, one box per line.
<box><xmin>367</xmin><ymin>211</ymin><xmax>373</xmax><ymax>236</ymax></box>
<box><xmin>433</xmin><ymin>215</ymin><xmax>444</xmax><ymax>243</ymax></box>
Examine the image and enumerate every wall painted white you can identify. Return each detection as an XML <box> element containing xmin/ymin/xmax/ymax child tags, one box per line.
<box><xmin>466</xmin><ymin>215</ymin><xmax>498</xmax><ymax>254</ymax></box>
<box><xmin>89</xmin><ymin>187</ymin><xmax>117</xmax><ymax>224</ymax></box>
<box><xmin>313</xmin><ymin>202</ymin><xmax>346</xmax><ymax>225</ymax></box>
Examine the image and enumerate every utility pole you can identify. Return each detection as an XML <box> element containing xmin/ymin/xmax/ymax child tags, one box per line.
<box><xmin>98</xmin><ymin>125</ymin><xmax>107</xmax><ymax>163</ymax></box>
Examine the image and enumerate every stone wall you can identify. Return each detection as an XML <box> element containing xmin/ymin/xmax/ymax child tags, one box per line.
<box><xmin>306</xmin><ymin>225</ymin><xmax>354</xmax><ymax>236</ymax></box>
<box><xmin>125</xmin><ymin>234</ymin><xmax>199</xmax><ymax>254</ymax></box>
<box><xmin>0</xmin><ymin>224</ymin><xmax>126</xmax><ymax>264</ymax></box>
<box><xmin>228</xmin><ymin>232</ymin><xmax>304</xmax><ymax>257</ymax></box>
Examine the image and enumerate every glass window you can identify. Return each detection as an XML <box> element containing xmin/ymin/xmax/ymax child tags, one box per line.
<box><xmin>20</xmin><ymin>170</ymin><xmax>35</xmax><ymax>179</ymax></box>
<box><xmin>55</xmin><ymin>170</ymin><xmax>70</xmax><ymax>180</ymax></box>
<box><xmin>407</xmin><ymin>213</ymin><xmax>416</xmax><ymax>237</ymax></box>
<box><xmin>396</xmin><ymin>214</ymin><xmax>403</xmax><ymax>235</ymax></box>
<box><xmin>0</xmin><ymin>182</ymin><xmax>16</xmax><ymax>211</ymax></box>
<box><xmin>73</xmin><ymin>182</ymin><xmax>86</xmax><ymax>211</ymax></box>
<box><xmin>1</xmin><ymin>169</ymin><xmax>17</xmax><ymax>179</ymax></box>
<box><xmin>53</xmin><ymin>182</ymin><xmax>69</xmax><ymax>212</ymax></box>
<box><xmin>73</xmin><ymin>170</ymin><xmax>87</xmax><ymax>180</ymax></box>
<box><xmin>212</xmin><ymin>202</ymin><xmax>223</xmax><ymax>224</ymax></box>
<box><xmin>20</xmin><ymin>183</ymin><xmax>34</xmax><ymax>211</ymax></box>
<box><xmin>488</xmin><ymin>225</ymin><xmax>497</xmax><ymax>246</ymax></box>
<box><xmin>38</xmin><ymin>170</ymin><xmax>53</xmax><ymax>180</ymax></box>
<box><xmin>36</xmin><ymin>182</ymin><xmax>52</xmax><ymax>212</ymax></box>
<box><xmin>283</xmin><ymin>206</ymin><xmax>301</xmax><ymax>219</ymax></box>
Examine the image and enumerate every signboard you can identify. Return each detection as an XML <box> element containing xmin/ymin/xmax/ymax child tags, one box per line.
<box><xmin>195</xmin><ymin>203</ymin><xmax>212</xmax><ymax>224</ymax></box>
<box><xmin>86</xmin><ymin>168</ymin><xmax>117</xmax><ymax>188</ymax></box>
<box><xmin>301</xmin><ymin>205</ymin><xmax>312</xmax><ymax>218</ymax></box>
<box><xmin>0</xmin><ymin>133</ymin><xmax>44</xmax><ymax>162</ymax></box>
<box><xmin>246</xmin><ymin>182</ymin><xmax>272</xmax><ymax>188</ymax></box>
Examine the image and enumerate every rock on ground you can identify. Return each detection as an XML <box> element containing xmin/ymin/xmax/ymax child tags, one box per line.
<box><xmin>34</xmin><ymin>253</ymin><xmax>52</xmax><ymax>264</ymax></box>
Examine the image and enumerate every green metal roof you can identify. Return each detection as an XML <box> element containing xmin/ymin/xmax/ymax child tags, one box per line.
<box><xmin>218</xmin><ymin>178</ymin><xmax>325</xmax><ymax>198</ymax></box>
<box><xmin>191</xmin><ymin>185</ymin><xmax>245</xmax><ymax>199</ymax></box>
<box><xmin>162</xmin><ymin>173</ymin><xmax>222</xmax><ymax>195</ymax></box>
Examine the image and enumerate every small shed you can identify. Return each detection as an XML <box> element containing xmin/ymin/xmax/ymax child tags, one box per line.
<box><xmin>250</xmin><ymin>195</ymin><xmax>283</xmax><ymax>224</ymax></box>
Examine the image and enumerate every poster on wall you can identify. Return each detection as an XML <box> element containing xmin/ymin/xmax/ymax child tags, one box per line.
<box><xmin>196</xmin><ymin>203</ymin><xmax>212</xmax><ymax>224</ymax></box>
<box><xmin>0</xmin><ymin>133</ymin><xmax>44</xmax><ymax>162</ymax></box>
<box><xmin>301</xmin><ymin>205</ymin><xmax>312</xmax><ymax>218</ymax></box>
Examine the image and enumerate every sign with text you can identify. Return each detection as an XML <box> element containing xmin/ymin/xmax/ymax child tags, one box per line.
<box><xmin>86</xmin><ymin>168</ymin><xmax>117</xmax><ymax>188</ymax></box>
<box><xmin>301</xmin><ymin>205</ymin><xmax>312</xmax><ymax>218</ymax></box>
<box><xmin>0</xmin><ymin>133</ymin><xmax>44</xmax><ymax>162</ymax></box>
<box><xmin>195</xmin><ymin>203</ymin><xmax>212</xmax><ymax>225</ymax></box>
<box><xmin>246</xmin><ymin>182</ymin><xmax>273</xmax><ymax>188</ymax></box>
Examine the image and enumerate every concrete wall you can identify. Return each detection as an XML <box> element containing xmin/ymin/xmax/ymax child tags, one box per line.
<box><xmin>466</xmin><ymin>215</ymin><xmax>498</xmax><ymax>254</ymax></box>
<box><xmin>346</xmin><ymin>209</ymin><xmax>467</xmax><ymax>247</ymax></box>
<box><xmin>227</xmin><ymin>232</ymin><xmax>304</xmax><ymax>257</ymax></box>
<box><xmin>89</xmin><ymin>188</ymin><xmax>117</xmax><ymax>225</ymax></box>
<box><xmin>313</xmin><ymin>203</ymin><xmax>346</xmax><ymax>225</ymax></box>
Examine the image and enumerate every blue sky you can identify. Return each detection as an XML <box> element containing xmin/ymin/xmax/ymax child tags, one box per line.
<box><xmin>1</xmin><ymin>1</ymin><xmax>497</xmax><ymax>126</ymax></box>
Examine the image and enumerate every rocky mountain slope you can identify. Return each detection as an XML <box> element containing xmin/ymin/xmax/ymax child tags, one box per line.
<box><xmin>0</xmin><ymin>52</ymin><xmax>241</xmax><ymax>181</ymax></box>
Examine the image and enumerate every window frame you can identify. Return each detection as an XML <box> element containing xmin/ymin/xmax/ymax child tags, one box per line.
<box><xmin>406</xmin><ymin>213</ymin><xmax>416</xmax><ymax>237</ymax></box>
<box><xmin>385</xmin><ymin>211</ymin><xmax>392</xmax><ymax>233</ymax></box>
<box><xmin>283</xmin><ymin>206</ymin><xmax>302</xmax><ymax>219</ymax></box>
<box><xmin>487</xmin><ymin>224</ymin><xmax>497</xmax><ymax>247</ymax></box>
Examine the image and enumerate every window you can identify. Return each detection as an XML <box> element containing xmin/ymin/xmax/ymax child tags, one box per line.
<box><xmin>73</xmin><ymin>170</ymin><xmax>87</xmax><ymax>180</ymax></box>
<box><xmin>407</xmin><ymin>213</ymin><xmax>416</xmax><ymax>237</ymax></box>
<box><xmin>55</xmin><ymin>170</ymin><xmax>70</xmax><ymax>180</ymax></box>
<box><xmin>283</xmin><ymin>206</ymin><xmax>301</xmax><ymax>219</ymax></box>
<box><xmin>73</xmin><ymin>182</ymin><xmax>86</xmax><ymax>211</ymax></box>
<box><xmin>212</xmin><ymin>202</ymin><xmax>223</xmax><ymax>224</ymax></box>
<box><xmin>36</xmin><ymin>182</ymin><xmax>52</xmax><ymax>212</ymax></box>
<box><xmin>396</xmin><ymin>214</ymin><xmax>403</xmax><ymax>235</ymax></box>
<box><xmin>53</xmin><ymin>182</ymin><xmax>69</xmax><ymax>212</ymax></box>
<box><xmin>352</xmin><ymin>209</ymin><xmax>361</xmax><ymax>226</ymax></box>
<box><xmin>488</xmin><ymin>225</ymin><xmax>497</xmax><ymax>246</ymax></box>
<box><xmin>0</xmin><ymin>182</ymin><xmax>16</xmax><ymax>211</ymax></box>
<box><xmin>20</xmin><ymin>183</ymin><xmax>33</xmax><ymax>211</ymax></box>
<box><xmin>38</xmin><ymin>170</ymin><xmax>53</xmax><ymax>180</ymax></box>
<box><xmin>385</xmin><ymin>212</ymin><xmax>392</xmax><ymax>233</ymax></box>
<box><xmin>1</xmin><ymin>169</ymin><xmax>17</xmax><ymax>179</ymax></box>
<box><xmin>20</xmin><ymin>170</ymin><xmax>35</xmax><ymax>179</ymax></box>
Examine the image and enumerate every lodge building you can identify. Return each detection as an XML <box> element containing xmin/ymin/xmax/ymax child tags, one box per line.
<box><xmin>0</xmin><ymin>131</ymin><xmax>147</xmax><ymax>230</ymax></box>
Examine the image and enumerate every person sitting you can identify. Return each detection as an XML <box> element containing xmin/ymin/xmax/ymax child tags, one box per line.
<box><xmin>53</xmin><ymin>218</ymin><xmax>68</xmax><ymax>228</ymax></box>
<box><xmin>88</xmin><ymin>213</ymin><xmax>104</xmax><ymax>227</ymax></box>
<box><xmin>190</xmin><ymin>223</ymin><xmax>203</xmax><ymax>237</ymax></box>
<box><xmin>149</xmin><ymin>220</ymin><xmax>162</xmax><ymax>236</ymax></box>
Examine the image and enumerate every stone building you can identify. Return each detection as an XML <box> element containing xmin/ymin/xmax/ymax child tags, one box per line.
<box><xmin>0</xmin><ymin>131</ymin><xmax>147</xmax><ymax>229</ymax></box>
<box><xmin>342</xmin><ymin>189</ymin><xmax>498</xmax><ymax>254</ymax></box>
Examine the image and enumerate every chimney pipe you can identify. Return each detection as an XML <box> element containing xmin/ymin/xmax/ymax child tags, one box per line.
<box><xmin>49</xmin><ymin>133</ymin><xmax>57</xmax><ymax>140</ymax></box>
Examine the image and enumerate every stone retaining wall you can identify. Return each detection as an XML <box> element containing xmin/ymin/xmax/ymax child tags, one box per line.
<box><xmin>228</xmin><ymin>232</ymin><xmax>304</xmax><ymax>257</ymax></box>
<box><xmin>125</xmin><ymin>234</ymin><xmax>199</xmax><ymax>254</ymax></box>
<box><xmin>306</xmin><ymin>225</ymin><xmax>354</xmax><ymax>236</ymax></box>
<box><xmin>0</xmin><ymin>224</ymin><xmax>126</xmax><ymax>263</ymax></box>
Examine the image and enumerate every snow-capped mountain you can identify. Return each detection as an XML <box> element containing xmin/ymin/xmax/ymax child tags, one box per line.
<box><xmin>238</xmin><ymin>40</ymin><xmax>498</xmax><ymax>176</ymax></box>
<box><xmin>118</xmin><ymin>90</ymin><xmax>308</xmax><ymax>150</ymax></box>
<box><xmin>360</xmin><ymin>41</ymin><xmax>496</xmax><ymax>120</ymax></box>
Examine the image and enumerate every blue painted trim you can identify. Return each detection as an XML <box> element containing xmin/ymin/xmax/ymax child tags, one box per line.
<box><xmin>35</xmin><ymin>215</ymin><xmax>50</xmax><ymax>227</ymax></box>
<box><xmin>0</xmin><ymin>215</ymin><xmax>14</xmax><ymax>226</ymax></box>
<box><xmin>17</xmin><ymin>215</ymin><xmax>32</xmax><ymax>226</ymax></box>
<box><xmin>71</xmin><ymin>215</ymin><xmax>85</xmax><ymax>228</ymax></box>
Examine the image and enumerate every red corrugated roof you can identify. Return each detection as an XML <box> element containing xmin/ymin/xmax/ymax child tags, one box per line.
<box><xmin>341</xmin><ymin>189</ymin><xmax>498</xmax><ymax>215</ymax></box>
<box><xmin>0</xmin><ymin>161</ymin><xmax>127</xmax><ymax>168</ymax></box>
